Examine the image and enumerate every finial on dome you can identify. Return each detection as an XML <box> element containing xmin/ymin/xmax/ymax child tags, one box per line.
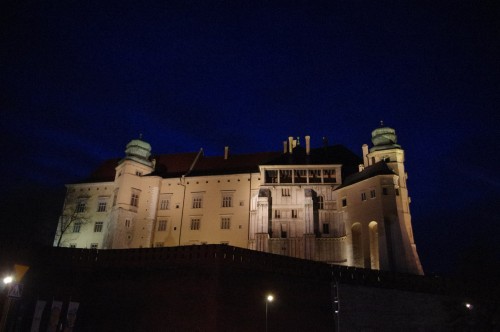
<box><xmin>139</xmin><ymin>133</ymin><xmax>143</xmax><ymax>140</ymax></box>
<box><xmin>380</xmin><ymin>120</ymin><xmax>384</xmax><ymax>127</ymax></box>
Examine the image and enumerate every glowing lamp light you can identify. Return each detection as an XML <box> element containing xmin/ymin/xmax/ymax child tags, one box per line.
<box><xmin>267</xmin><ymin>295</ymin><xmax>274</xmax><ymax>302</ymax></box>
<box><xmin>2</xmin><ymin>276</ymin><xmax>13</xmax><ymax>284</ymax></box>
<box><xmin>465</xmin><ymin>303</ymin><xmax>473</xmax><ymax>310</ymax></box>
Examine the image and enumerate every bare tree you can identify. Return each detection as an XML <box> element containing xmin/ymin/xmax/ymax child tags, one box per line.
<box><xmin>54</xmin><ymin>193</ymin><xmax>92</xmax><ymax>247</ymax></box>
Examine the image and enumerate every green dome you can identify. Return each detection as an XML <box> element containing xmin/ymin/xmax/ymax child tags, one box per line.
<box><xmin>125</xmin><ymin>138</ymin><xmax>152</xmax><ymax>159</ymax></box>
<box><xmin>121</xmin><ymin>137</ymin><xmax>153</xmax><ymax>167</ymax></box>
<box><xmin>370</xmin><ymin>123</ymin><xmax>401</xmax><ymax>152</ymax></box>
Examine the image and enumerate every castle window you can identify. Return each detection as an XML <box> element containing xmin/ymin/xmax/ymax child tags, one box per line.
<box><xmin>190</xmin><ymin>218</ymin><xmax>201</xmax><ymax>230</ymax></box>
<box><xmin>112</xmin><ymin>189</ymin><xmax>118</xmax><ymax>207</ymax></box>
<box><xmin>370</xmin><ymin>189</ymin><xmax>376</xmax><ymax>199</ymax></box>
<box><xmin>342</xmin><ymin>198</ymin><xmax>347</xmax><ymax>207</ymax></box>
<box><xmin>265</xmin><ymin>170</ymin><xmax>278</xmax><ymax>183</ymax></box>
<box><xmin>323</xmin><ymin>223</ymin><xmax>330</xmax><ymax>234</ymax></box>
<box><xmin>136</xmin><ymin>171</ymin><xmax>143</xmax><ymax>176</ymax></box>
<box><xmin>382</xmin><ymin>188</ymin><xmax>388</xmax><ymax>195</ymax></box>
<box><xmin>280</xmin><ymin>170</ymin><xmax>292</xmax><ymax>183</ymax></box>
<box><xmin>73</xmin><ymin>221</ymin><xmax>82</xmax><ymax>233</ymax></box>
<box><xmin>155</xmin><ymin>242</ymin><xmax>164</xmax><ymax>247</ymax></box>
<box><xmin>76</xmin><ymin>199</ymin><xmax>87</xmax><ymax>213</ymax></box>
<box><xmin>282</xmin><ymin>188</ymin><xmax>290</xmax><ymax>197</ymax></box>
<box><xmin>280</xmin><ymin>224</ymin><xmax>287</xmax><ymax>238</ymax></box>
<box><xmin>323</xmin><ymin>169</ymin><xmax>336</xmax><ymax>183</ymax></box>
<box><xmin>159</xmin><ymin>195</ymin><xmax>171</xmax><ymax>210</ymax></box>
<box><xmin>291</xmin><ymin>209</ymin><xmax>298</xmax><ymax>218</ymax></box>
<box><xmin>94</xmin><ymin>221</ymin><xmax>103</xmax><ymax>233</ymax></box>
<box><xmin>318</xmin><ymin>196</ymin><xmax>324</xmax><ymax>209</ymax></box>
<box><xmin>125</xmin><ymin>219</ymin><xmax>131</xmax><ymax>227</ymax></box>
<box><xmin>158</xmin><ymin>220</ymin><xmax>167</xmax><ymax>232</ymax></box>
<box><xmin>221</xmin><ymin>217</ymin><xmax>231</xmax><ymax>230</ymax></box>
<box><xmin>192</xmin><ymin>196</ymin><xmax>203</xmax><ymax>209</ymax></box>
<box><xmin>97</xmin><ymin>197</ymin><xmax>108</xmax><ymax>212</ymax></box>
<box><xmin>69</xmin><ymin>244</ymin><xmax>76</xmax><ymax>248</ymax></box>
<box><xmin>361</xmin><ymin>192</ymin><xmax>367</xmax><ymax>201</ymax></box>
<box><xmin>90</xmin><ymin>243</ymin><xmax>98</xmax><ymax>249</ymax></box>
<box><xmin>275</xmin><ymin>210</ymin><xmax>281</xmax><ymax>219</ymax></box>
<box><xmin>221</xmin><ymin>192</ymin><xmax>233</xmax><ymax>208</ymax></box>
<box><xmin>130</xmin><ymin>189</ymin><xmax>140</xmax><ymax>207</ymax></box>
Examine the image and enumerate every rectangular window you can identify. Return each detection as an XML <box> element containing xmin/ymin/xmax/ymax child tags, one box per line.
<box><xmin>323</xmin><ymin>223</ymin><xmax>330</xmax><ymax>234</ymax></box>
<box><xmin>291</xmin><ymin>209</ymin><xmax>298</xmax><ymax>218</ymax></box>
<box><xmin>125</xmin><ymin>219</ymin><xmax>131</xmax><ymax>228</ymax></box>
<box><xmin>361</xmin><ymin>192</ymin><xmax>367</xmax><ymax>201</ymax></box>
<box><xmin>274</xmin><ymin>210</ymin><xmax>281</xmax><ymax>219</ymax></box>
<box><xmin>136</xmin><ymin>171</ymin><xmax>143</xmax><ymax>176</ymax></box>
<box><xmin>370</xmin><ymin>189</ymin><xmax>376</xmax><ymax>199</ymax></box>
<box><xmin>318</xmin><ymin>196</ymin><xmax>324</xmax><ymax>209</ymax></box>
<box><xmin>112</xmin><ymin>189</ymin><xmax>118</xmax><ymax>207</ymax></box>
<box><xmin>222</xmin><ymin>192</ymin><xmax>233</xmax><ymax>208</ymax></box>
<box><xmin>160</xmin><ymin>199</ymin><xmax>170</xmax><ymax>210</ymax></box>
<box><xmin>69</xmin><ymin>244</ymin><xmax>76</xmax><ymax>248</ymax></box>
<box><xmin>190</xmin><ymin>218</ymin><xmax>201</xmax><ymax>230</ymax></box>
<box><xmin>73</xmin><ymin>221</ymin><xmax>82</xmax><ymax>233</ymax></box>
<box><xmin>130</xmin><ymin>190</ymin><xmax>140</xmax><ymax>207</ymax></box>
<box><xmin>97</xmin><ymin>197</ymin><xmax>107</xmax><ymax>212</ymax></box>
<box><xmin>76</xmin><ymin>200</ymin><xmax>86</xmax><ymax>213</ymax></box>
<box><xmin>158</xmin><ymin>220</ymin><xmax>167</xmax><ymax>232</ymax></box>
<box><xmin>280</xmin><ymin>224</ymin><xmax>287</xmax><ymax>238</ymax></box>
<box><xmin>192</xmin><ymin>196</ymin><xmax>203</xmax><ymax>209</ymax></box>
<box><xmin>382</xmin><ymin>187</ymin><xmax>388</xmax><ymax>195</ymax></box>
<box><xmin>90</xmin><ymin>243</ymin><xmax>98</xmax><ymax>249</ymax></box>
<box><xmin>342</xmin><ymin>198</ymin><xmax>347</xmax><ymax>207</ymax></box>
<box><xmin>155</xmin><ymin>242</ymin><xmax>164</xmax><ymax>247</ymax></box>
<box><xmin>221</xmin><ymin>217</ymin><xmax>231</xmax><ymax>230</ymax></box>
<box><xmin>94</xmin><ymin>221</ymin><xmax>103</xmax><ymax>233</ymax></box>
<box><xmin>281</xmin><ymin>188</ymin><xmax>290</xmax><ymax>197</ymax></box>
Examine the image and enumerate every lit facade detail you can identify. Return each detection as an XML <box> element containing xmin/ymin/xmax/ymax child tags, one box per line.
<box><xmin>53</xmin><ymin>127</ymin><xmax>423</xmax><ymax>275</ymax></box>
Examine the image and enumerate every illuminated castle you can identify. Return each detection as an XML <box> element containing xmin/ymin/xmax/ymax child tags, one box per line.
<box><xmin>54</xmin><ymin>125</ymin><xmax>423</xmax><ymax>275</ymax></box>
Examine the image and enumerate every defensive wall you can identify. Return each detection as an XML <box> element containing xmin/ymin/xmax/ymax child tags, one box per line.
<box><xmin>0</xmin><ymin>243</ymin><xmax>496</xmax><ymax>331</ymax></box>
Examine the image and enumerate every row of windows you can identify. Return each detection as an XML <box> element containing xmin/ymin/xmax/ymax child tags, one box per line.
<box><xmin>274</xmin><ymin>210</ymin><xmax>299</xmax><ymax>219</ymax></box>
<box><xmin>159</xmin><ymin>193</ymin><xmax>237</xmax><ymax>210</ymax></box>
<box><xmin>264</xmin><ymin>168</ymin><xmax>338</xmax><ymax>184</ymax></box>
<box><xmin>75</xmin><ymin>198</ymin><xmax>109</xmax><ymax>213</ymax></box>
<box><xmin>73</xmin><ymin>221</ymin><xmax>104</xmax><ymax>233</ymax></box>
<box><xmin>360</xmin><ymin>187</ymin><xmax>399</xmax><ymax>202</ymax></box>
<box><xmin>69</xmin><ymin>243</ymin><xmax>98</xmax><ymax>249</ymax></box>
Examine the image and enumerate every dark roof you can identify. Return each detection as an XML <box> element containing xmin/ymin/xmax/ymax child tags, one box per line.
<box><xmin>80</xmin><ymin>145</ymin><xmax>362</xmax><ymax>183</ymax></box>
<box><xmin>337</xmin><ymin>161</ymin><xmax>396</xmax><ymax>189</ymax></box>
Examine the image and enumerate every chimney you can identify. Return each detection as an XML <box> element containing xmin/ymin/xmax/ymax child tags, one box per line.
<box><xmin>224</xmin><ymin>146</ymin><xmax>229</xmax><ymax>160</ymax></box>
<box><xmin>305</xmin><ymin>135</ymin><xmax>311</xmax><ymax>155</ymax></box>
<box><xmin>362</xmin><ymin>144</ymin><xmax>369</xmax><ymax>166</ymax></box>
<box><xmin>288</xmin><ymin>136</ymin><xmax>294</xmax><ymax>154</ymax></box>
<box><xmin>283</xmin><ymin>141</ymin><xmax>287</xmax><ymax>154</ymax></box>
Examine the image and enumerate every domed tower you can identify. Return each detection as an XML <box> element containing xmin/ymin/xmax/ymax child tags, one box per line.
<box><xmin>104</xmin><ymin>136</ymin><xmax>158</xmax><ymax>249</ymax></box>
<box><xmin>362</xmin><ymin>122</ymin><xmax>423</xmax><ymax>274</ymax></box>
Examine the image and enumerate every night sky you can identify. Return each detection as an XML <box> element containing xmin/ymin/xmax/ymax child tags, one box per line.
<box><xmin>1</xmin><ymin>1</ymin><xmax>499</xmax><ymax>277</ymax></box>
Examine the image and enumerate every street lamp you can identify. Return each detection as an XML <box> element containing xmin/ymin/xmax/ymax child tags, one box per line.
<box><xmin>265</xmin><ymin>294</ymin><xmax>274</xmax><ymax>332</ymax></box>
<box><xmin>1</xmin><ymin>275</ymin><xmax>14</xmax><ymax>331</ymax></box>
<box><xmin>2</xmin><ymin>276</ymin><xmax>13</xmax><ymax>285</ymax></box>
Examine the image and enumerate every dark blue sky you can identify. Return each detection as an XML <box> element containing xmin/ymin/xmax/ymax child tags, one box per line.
<box><xmin>1</xmin><ymin>1</ymin><xmax>499</xmax><ymax>276</ymax></box>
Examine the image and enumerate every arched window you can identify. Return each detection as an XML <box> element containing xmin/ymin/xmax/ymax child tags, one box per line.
<box><xmin>369</xmin><ymin>221</ymin><xmax>379</xmax><ymax>270</ymax></box>
<box><xmin>351</xmin><ymin>223</ymin><xmax>363</xmax><ymax>267</ymax></box>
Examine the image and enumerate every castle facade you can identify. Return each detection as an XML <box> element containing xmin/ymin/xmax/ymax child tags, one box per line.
<box><xmin>54</xmin><ymin>125</ymin><xmax>423</xmax><ymax>274</ymax></box>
